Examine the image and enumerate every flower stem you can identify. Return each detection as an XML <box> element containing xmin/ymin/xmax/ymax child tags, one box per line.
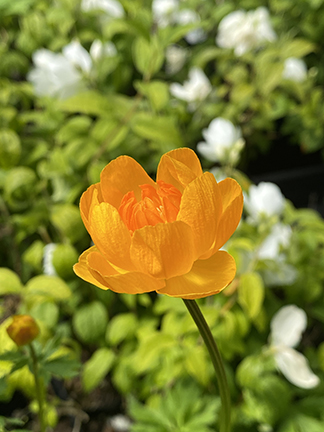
<box><xmin>183</xmin><ymin>299</ymin><xmax>231</xmax><ymax>432</ymax></box>
<box><xmin>29</xmin><ymin>344</ymin><xmax>46</xmax><ymax>432</ymax></box>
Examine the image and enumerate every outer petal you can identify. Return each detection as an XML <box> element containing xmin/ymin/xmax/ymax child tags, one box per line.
<box><xmin>73</xmin><ymin>246</ymin><xmax>111</xmax><ymax>290</ymax></box>
<box><xmin>157</xmin><ymin>148</ymin><xmax>203</xmax><ymax>192</ymax></box>
<box><xmin>213</xmin><ymin>178</ymin><xmax>243</xmax><ymax>251</ymax></box>
<box><xmin>89</xmin><ymin>202</ymin><xmax>136</xmax><ymax>271</ymax></box>
<box><xmin>275</xmin><ymin>348</ymin><xmax>320</xmax><ymax>389</ymax></box>
<box><xmin>87</xmin><ymin>250</ymin><xmax>165</xmax><ymax>294</ymax></box>
<box><xmin>158</xmin><ymin>250</ymin><xmax>236</xmax><ymax>299</ymax></box>
<box><xmin>177</xmin><ymin>172</ymin><xmax>222</xmax><ymax>258</ymax></box>
<box><xmin>80</xmin><ymin>183</ymin><xmax>103</xmax><ymax>233</ymax></box>
<box><xmin>271</xmin><ymin>305</ymin><xmax>307</xmax><ymax>348</ymax></box>
<box><xmin>130</xmin><ymin>221</ymin><xmax>195</xmax><ymax>279</ymax></box>
<box><xmin>100</xmin><ymin>155</ymin><xmax>156</xmax><ymax>208</ymax></box>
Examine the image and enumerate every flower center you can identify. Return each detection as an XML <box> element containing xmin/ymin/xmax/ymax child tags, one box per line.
<box><xmin>118</xmin><ymin>180</ymin><xmax>182</xmax><ymax>233</ymax></box>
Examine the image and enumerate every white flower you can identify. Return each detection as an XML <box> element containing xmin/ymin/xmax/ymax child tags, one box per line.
<box><xmin>216</xmin><ymin>7</ymin><xmax>276</xmax><ymax>56</ymax></box>
<box><xmin>43</xmin><ymin>243</ymin><xmax>57</xmax><ymax>276</ymax></box>
<box><xmin>28</xmin><ymin>49</ymin><xmax>85</xmax><ymax>99</ymax></box>
<box><xmin>63</xmin><ymin>40</ymin><xmax>92</xmax><ymax>74</ymax></box>
<box><xmin>282</xmin><ymin>57</ymin><xmax>307</xmax><ymax>82</ymax></box>
<box><xmin>270</xmin><ymin>305</ymin><xmax>320</xmax><ymax>389</ymax></box>
<box><xmin>197</xmin><ymin>117</ymin><xmax>244</xmax><ymax>166</ymax></box>
<box><xmin>28</xmin><ymin>40</ymin><xmax>116</xmax><ymax>99</ymax></box>
<box><xmin>258</xmin><ymin>223</ymin><xmax>292</xmax><ymax>260</ymax></box>
<box><xmin>244</xmin><ymin>182</ymin><xmax>285</xmax><ymax>222</ymax></box>
<box><xmin>174</xmin><ymin>9</ymin><xmax>207</xmax><ymax>44</ymax></box>
<box><xmin>152</xmin><ymin>0</ymin><xmax>179</xmax><ymax>28</ymax></box>
<box><xmin>165</xmin><ymin>45</ymin><xmax>187</xmax><ymax>75</ymax></box>
<box><xmin>109</xmin><ymin>414</ymin><xmax>131</xmax><ymax>431</ymax></box>
<box><xmin>170</xmin><ymin>67</ymin><xmax>212</xmax><ymax>106</ymax></box>
<box><xmin>81</xmin><ymin>0</ymin><xmax>124</xmax><ymax>18</ymax></box>
<box><xmin>90</xmin><ymin>40</ymin><xmax>117</xmax><ymax>61</ymax></box>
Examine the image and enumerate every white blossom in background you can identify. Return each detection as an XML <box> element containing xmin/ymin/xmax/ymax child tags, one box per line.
<box><xmin>175</xmin><ymin>9</ymin><xmax>207</xmax><ymax>44</ymax></box>
<box><xmin>170</xmin><ymin>67</ymin><xmax>212</xmax><ymax>109</ymax></box>
<box><xmin>152</xmin><ymin>0</ymin><xmax>205</xmax><ymax>45</ymax></box>
<box><xmin>28</xmin><ymin>40</ymin><xmax>117</xmax><ymax>99</ymax></box>
<box><xmin>81</xmin><ymin>0</ymin><xmax>124</xmax><ymax>18</ymax></box>
<box><xmin>282</xmin><ymin>57</ymin><xmax>307</xmax><ymax>82</ymax></box>
<box><xmin>109</xmin><ymin>414</ymin><xmax>131</xmax><ymax>431</ymax></box>
<box><xmin>90</xmin><ymin>40</ymin><xmax>117</xmax><ymax>61</ymax></box>
<box><xmin>197</xmin><ymin>117</ymin><xmax>245</xmax><ymax>166</ymax></box>
<box><xmin>43</xmin><ymin>243</ymin><xmax>57</xmax><ymax>276</ymax></box>
<box><xmin>270</xmin><ymin>305</ymin><xmax>320</xmax><ymax>389</ymax></box>
<box><xmin>209</xmin><ymin>167</ymin><xmax>227</xmax><ymax>183</ymax></box>
<box><xmin>258</xmin><ymin>223</ymin><xmax>292</xmax><ymax>260</ymax></box>
<box><xmin>152</xmin><ymin>0</ymin><xmax>178</xmax><ymax>28</ymax></box>
<box><xmin>216</xmin><ymin>7</ymin><xmax>276</xmax><ymax>56</ymax></box>
<box><xmin>244</xmin><ymin>182</ymin><xmax>285</xmax><ymax>223</ymax></box>
<box><xmin>165</xmin><ymin>45</ymin><xmax>187</xmax><ymax>75</ymax></box>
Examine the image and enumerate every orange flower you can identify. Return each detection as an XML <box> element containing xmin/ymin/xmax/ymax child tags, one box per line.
<box><xmin>74</xmin><ymin>148</ymin><xmax>243</xmax><ymax>299</ymax></box>
<box><xmin>7</xmin><ymin>315</ymin><xmax>40</xmax><ymax>346</ymax></box>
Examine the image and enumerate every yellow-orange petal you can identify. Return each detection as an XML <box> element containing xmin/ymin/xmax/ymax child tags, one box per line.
<box><xmin>157</xmin><ymin>250</ymin><xmax>236</xmax><ymax>299</ymax></box>
<box><xmin>80</xmin><ymin>183</ymin><xmax>103</xmax><ymax>233</ymax></box>
<box><xmin>89</xmin><ymin>202</ymin><xmax>136</xmax><ymax>271</ymax></box>
<box><xmin>177</xmin><ymin>172</ymin><xmax>222</xmax><ymax>258</ymax></box>
<box><xmin>213</xmin><ymin>178</ymin><xmax>243</xmax><ymax>251</ymax></box>
<box><xmin>73</xmin><ymin>246</ymin><xmax>111</xmax><ymax>290</ymax></box>
<box><xmin>130</xmin><ymin>221</ymin><xmax>195</xmax><ymax>279</ymax></box>
<box><xmin>87</xmin><ymin>251</ymin><xmax>165</xmax><ymax>294</ymax></box>
<box><xmin>157</xmin><ymin>148</ymin><xmax>203</xmax><ymax>192</ymax></box>
<box><xmin>100</xmin><ymin>156</ymin><xmax>156</xmax><ymax>208</ymax></box>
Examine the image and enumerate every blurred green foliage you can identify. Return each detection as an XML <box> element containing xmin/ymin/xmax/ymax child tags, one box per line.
<box><xmin>0</xmin><ymin>0</ymin><xmax>324</xmax><ymax>431</ymax></box>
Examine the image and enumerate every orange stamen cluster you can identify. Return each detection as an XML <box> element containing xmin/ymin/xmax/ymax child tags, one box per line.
<box><xmin>118</xmin><ymin>180</ymin><xmax>182</xmax><ymax>232</ymax></box>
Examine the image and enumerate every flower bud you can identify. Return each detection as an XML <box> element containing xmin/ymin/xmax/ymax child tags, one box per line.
<box><xmin>6</xmin><ymin>315</ymin><xmax>40</xmax><ymax>346</ymax></box>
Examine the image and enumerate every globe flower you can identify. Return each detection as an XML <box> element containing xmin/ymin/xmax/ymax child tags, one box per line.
<box><xmin>74</xmin><ymin>148</ymin><xmax>243</xmax><ymax>299</ymax></box>
<box><xmin>7</xmin><ymin>315</ymin><xmax>40</xmax><ymax>347</ymax></box>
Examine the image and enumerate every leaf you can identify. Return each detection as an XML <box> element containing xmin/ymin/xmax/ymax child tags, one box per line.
<box><xmin>25</xmin><ymin>275</ymin><xmax>71</xmax><ymax>303</ymax></box>
<box><xmin>106</xmin><ymin>313</ymin><xmax>137</xmax><ymax>346</ymax></box>
<box><xmin>59</xmin><ymin>91</ymin><xmax>111</xmax><ymax>116</ymax></box>
<box><xmin>43</xmin><ymin>355</ymin><xmax>80</xmax><ymax>379</ymax></box>
<box><xmin>238</xmin><ymin>272</ymin><xmax>265</xmax><ymax>320</ymax></box>
<box><xmin>135</xmin><ymin>80</ymin><xmax>170</xmax><ymax>111</ymax></box>
<box><xmin>82</xmin><ymin>348</ymin><xmax>115</xmax><ymax>392</ymax></box>
<box><xmin>132</xmin><ymin>36</ymin><xmax>164</xmax><ymax>77</ymax></box>
<box><xmin>73</xmin><ymin>301</ymin><xmax>108</xmax><ymax>344</ymax></box>
<box><xmin>0</xmin><ymin>268</ymin><xmax>23</xmax><ymax>295</ymax></box>
<box><xmin>130</xmin><ymin>113</ymin><xmax>182</xmax><ymax>146</ymax></box>
<box><xmin>50</xmin><ymin>204</ymin><xmax>85</xmax><ymax>243</ymax></box>
<box><xmin>280</xmin><ymin>39</ymin><xmax>315</xmax><ymax>58</ymax></box>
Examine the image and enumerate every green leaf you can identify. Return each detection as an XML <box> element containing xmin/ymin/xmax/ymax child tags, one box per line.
<box><xmin>43</xmin><ymin>356</ymin><xmax>80</xmax><ymax>379</ymax></box>
<box><xmin>82</xmin><ymin>348</ymin><xmax>115</xmax><ymax>393</ymax></box>
<box><xmin>280</xmin><ymin>39</ymin><xmax>315</xmax><ymax>58</ymax></box>
<box><xmin>50</xmin><ymin>204</ymin><xmax>85</xmax><ymax>243</ymax></box>
<box><xmin>59</xmin><ymin>91</ymin><xmax>111</xmax><ymax>116</ymax></box>
<box><xmin>135</xmin><ymin>80</ymin><xmax>170</xmax><ymax>111</ymax></box>
<box><xmin>238</xmin><ymin>272</ymin><xmax>265</xmax><ymax>320</ymax></box>
<box><xmin>106</xmin><ymin>313</ymin><xmax>137</xmax><ymax>346</ymax></box>
<box><xmin>0</xmin><ymin>268</ymin><xmax>23</xmax><ymax>295</ymax></box>
<box><xmin>131</xmin><ymin>113</ymin><xmax>182</xmax><ymax>146</ymax></box>
<box><xmin>30</xmin><ymin>302</ymin><xmax>59</xmax><ymax>328</ymax></box>
<box><xmin>73</xmin><ymin>301</ymin><xmax>108</xmax><ymax>344</ymax></box>
<box><xmin>132</xmin><ymin>36</ymin><xmax>164</xmax><ymax>77</ymax></box>
<box><xmin>25</xmin><ymin>275</ymin><xmax>72</xmax><ymax>303</ymax></box>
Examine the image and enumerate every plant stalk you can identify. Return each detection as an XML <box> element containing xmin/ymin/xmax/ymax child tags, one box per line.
<box><xmin>29</xmin><ymin>344</ymin><xmax>46</xmax><ymax>432</ymax></box>
<box><xmin>183</xmin><ymin>299</ymin><xmax>231</xmax><ymax>432</ymax></box>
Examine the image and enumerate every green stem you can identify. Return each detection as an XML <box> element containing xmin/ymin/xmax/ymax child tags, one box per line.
<box><xmin>29</xmin><ymin>344</ymin><xmax>46</xmax><ymax>432</ymax></box>
<box><xmin>183</xmin><ymin>299</ymin><xmax>231</xmax><ymax>432</ymax></box>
